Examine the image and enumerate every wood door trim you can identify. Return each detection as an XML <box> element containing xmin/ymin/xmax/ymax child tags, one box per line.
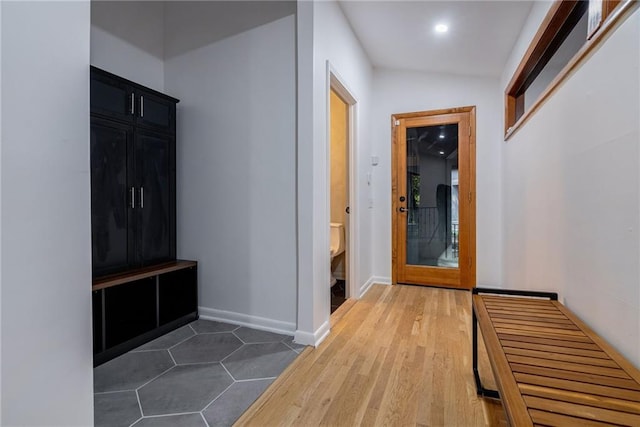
<box><xmin>391</xmin><ymin>106</ymin><xmax>476</xmax><ymax>289</ymax></box>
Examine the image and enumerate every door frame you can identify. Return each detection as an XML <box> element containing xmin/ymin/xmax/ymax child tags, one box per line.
<box><xmin>391</xmin><ymin>106</ymin><xmax>476</xmax><ymax>289</ymax></box>
<box><xmin>327</xmin><ymin>62</ymin><xmax>358</xmax><ymax>301</ymax></box>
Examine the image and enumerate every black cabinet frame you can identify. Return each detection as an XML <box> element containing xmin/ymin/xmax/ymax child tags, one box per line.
<box><xmin>91</xmin><ymin>66</ymin><xmax>178</xmax><ymax>278</ymax></box>
<box><xmin>93</xmin><ymin>261</ymin><xmax>198</xmax><ymax>367</ymax></box>
<box><xmin>90</xmin><ymin>67</ymin><xmax>195</xmax><ymax>367</ymax></box>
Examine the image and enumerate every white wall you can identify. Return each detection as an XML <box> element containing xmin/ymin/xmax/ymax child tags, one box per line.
<box><xmin>371</xmin><ymin>69</ymin><xmax>503</xmax><ymax>287</ymax></box>
<box><xmin>501</xmin><ymin>8</ymin><xmax>640</xmax><ymax>366</ymax></box>
<box><xmin>165</xmin><ymin>15</ymin><xmax>298</xmax><ymax>334</ymax></box>
<box><xmin>0</xmin><ymin>3</ymin><xmax>3</xmax><ymax>421</ymax></box>
<box><xmin>91</xmin><ymin>1</ymin><xmax>165</xmax><ymax>92</ymax></box>
<box><xmin>1</xmin><ymin>1</ymin><xmax>94</xmax><ymax>425</ymax></box>
<box><xmin>295</xmin><ymin>0</ymin><xmax>374</xmax><ymax>344</ymax></box>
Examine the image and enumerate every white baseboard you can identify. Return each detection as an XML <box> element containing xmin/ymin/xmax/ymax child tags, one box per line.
<box><xmin>294</xmin><ymin>320</ymin><xmax>330</xmax><ymax>347</ymax></box>
<box><xmin>198</xmin><ymin>306</ymin><xmax>296</xmax><ymax>336</ymax></box>
<box><xmin>359</xmin><ymin>276</ymin><xmax>391</xmax><ymax>297</ymax></box>
<box><xmin>372</xmin><ymin>276</ymin><xmax>392</xmax><ymax>285</ymax></box>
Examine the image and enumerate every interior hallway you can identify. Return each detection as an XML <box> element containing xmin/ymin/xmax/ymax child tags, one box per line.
<box><xmin>235</xmin><ymin>284</ymin><xmax>507</xmax><ymax>426</ymax></box>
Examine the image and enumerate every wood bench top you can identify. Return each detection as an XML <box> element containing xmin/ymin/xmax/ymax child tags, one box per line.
<box><xmin>92</xmin><ymin>260</ymin><xmax>197</xmax><ymax>291</ymax></box>
<box><xmin>473</xmin><ymin>293</ymin><xmax>640</xmax><ymax>426</ymax></box>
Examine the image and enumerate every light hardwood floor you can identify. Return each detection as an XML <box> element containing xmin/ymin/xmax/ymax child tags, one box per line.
<box><xmin>235</xmin><ymin>284</ymin><xmax>506</xmax><ymax>426</ymax></box>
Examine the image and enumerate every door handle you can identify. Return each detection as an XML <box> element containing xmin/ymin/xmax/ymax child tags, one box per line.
<box><xmin>130</xmin><ymin>187</ymin><xmax>135</xmax><ymax>208</ymax></box>
<box><xmin>140</xmin><ymin>96</ymin><xmax>144</xmax><ymax>118</ymax></box>
<box><xmin>346</xmin><ymin>206</ymin><xmax>350</xmax><ymax>214</ymax></box>
<box><xmin>399</xmin><ymin>207</ymin><xmax>407</xmax><ymax>213</ymax></box>
<box><xmin>140</xmin><ymin>187</ymin><xmax>144</xmax><ymax>208</ymax></box>
<box><xmin>130</xmin><ymin>93</ymin><xmax>135</xmax><ymax>115</ymax></box>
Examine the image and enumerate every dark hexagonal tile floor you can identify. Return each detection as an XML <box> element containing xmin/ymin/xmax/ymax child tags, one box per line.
<box><xmin>133</xmin><ymin>325</ymin><xmax>194</xmax><ymax>351</ymax></box>
<box><xmin>234</xmin><ymin>327</ymin><xmax>288</xmax><ymax>343</ymax></box>
<box><xmin>94</xmin><ymin>350</ymin><xmax>174</xmax><ymax>393</ymax></box>
<box><xmin>202</xmin><ymin>379</ymin><xmax>273</xmax><ymax>426</ymax></box>
<box><xmin>170</xmin><ymin>333</ymin><xmax>243</xmax><ymax>364</ymax></box>
<box><xmin>94</xmin><ymin>391</ymin><xmax>141</xmax><ymax>427</ymax></box>
<box><xmin>190</xmin><ymin>319</ymin><xmax>238</xmax><ymax>334</ymax></box>
<box><xmin>94</xmin><ymin>319</ymin><xmax>307</xmax><ymax>426</ymax></box>
<box><xmin>222</xmin><ymin>342</ymin><xmax>298</xmax><ymax>380</ymax></box>
<box><xmin>132</xmin><ymin>413</ymin><xmax>207</xmax><ymax>427</ymax></box>
<box><xmin>138</xmin><ymin>363</ymin><xmax>233</xmax><ymax>415</ymax></box>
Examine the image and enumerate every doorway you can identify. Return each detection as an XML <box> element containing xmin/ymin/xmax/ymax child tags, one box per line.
<box><xmin>330</xmin><ymin>87</ymin><xmax>349</xmax><ymax>313</ymax></box>
<box><xmin>391</xmin><ymin>107</ymin><xmax>476</xmax><ymax>289</ymax></box>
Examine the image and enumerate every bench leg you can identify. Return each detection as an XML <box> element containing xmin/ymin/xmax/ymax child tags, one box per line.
<box><xmin>472</xmin><ymin>307</ymin><xmax>500</xmax><ymax>399</ymax></box>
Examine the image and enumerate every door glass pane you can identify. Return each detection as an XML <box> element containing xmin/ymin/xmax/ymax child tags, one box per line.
<box><xmin>406</xmin><ymin>123</ymin><xmax>459</xmax><ymax>268</ymax></box>
<box><xmin>91</xmin><ymin>124</ymin><xmax>129</xmax><ymax>274</ymax></box>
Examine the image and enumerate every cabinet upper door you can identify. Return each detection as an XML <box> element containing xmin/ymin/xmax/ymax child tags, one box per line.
<box><xmin>91</xmin><ymin>71</ymin><xmax>135</xmax><ymax>123</ymax></box>
<box><xmin>135</xmin><ymin>90</ymin><xmax>176</xmax><ymax>133</ymax></box>
<box><xmin>135</xmin><ymin>130</ymin><xmax>176</xmax><ymax>266</ymax></box>
<box><xmin>91</xmin><ymin>119</ymin><xmax>136</xmax><ymax>277</ymax></box>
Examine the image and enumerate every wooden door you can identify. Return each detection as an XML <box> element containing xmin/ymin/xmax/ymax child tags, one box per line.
<box><xmin>392</xmin><ymin>107</ymin><xmax>476</xmax><ymax>289</ymax></box>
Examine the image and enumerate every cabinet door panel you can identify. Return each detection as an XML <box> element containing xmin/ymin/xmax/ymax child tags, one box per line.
<box><xmin>159</xmin><ymin>267</ymin><xmax>197</xmax><ymax>325</ymax></box>
<box><xmin>93</xmin><ymin>290</ymin><xmax>104</xmax><ymax>354</ymax></box>
<box><xmin>135</xmin><ymin>131</ymin><xmax>176</xmax><ymax>265</ymax></box>
<box><xmin>104</xmin><ymin>278</ymin><xmax>156</xmax><ymax>348</ymax></box>
<box><xmin>91</xmin><ymin>119</ymin><xmax>135</xmax><ymax>276</ymax></box>
<box><xmin>91</xmin><ymin>71</ymin><xmax>135</xmax><ymax>123</ymax></box>
<box><xmin>137</xmin><ymin>90</ymin><xmax>175</xmax><ymax>132</ymax></box>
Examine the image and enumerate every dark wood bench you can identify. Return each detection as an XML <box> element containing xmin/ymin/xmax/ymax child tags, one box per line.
<box><xmin>472</xmin><ymin>288</ymin><xmax>640</xmax><ymax>426</ymax></box>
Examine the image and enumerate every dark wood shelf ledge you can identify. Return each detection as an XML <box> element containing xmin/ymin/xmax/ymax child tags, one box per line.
<box><xmin>92</xmin><ymin>260</ymin><xmax>197</xmax><ymax>291</ymax></box>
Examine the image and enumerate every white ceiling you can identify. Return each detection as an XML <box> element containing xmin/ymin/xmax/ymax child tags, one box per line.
<box><xmin>338</xmin><ymin>0</ymin><xmax>535</xmax><ymax>77</ymax></box>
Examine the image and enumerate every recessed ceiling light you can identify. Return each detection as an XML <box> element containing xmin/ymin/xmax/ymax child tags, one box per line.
<box><xmin>439</xmin><ymin>134</ymin><xmax>445</xmax><ymax>139</ymax></box>
<box><xmin>439</xmin><ymin>151</ymin><xmax>445</xmax><ymax>155</ymax></box>
<box><xmin>435</xmin><ymin>23</ymin><xmax>448</xmax><ymax>34</ymax></box>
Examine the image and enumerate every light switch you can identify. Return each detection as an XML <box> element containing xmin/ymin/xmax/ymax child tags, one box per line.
<box><xmin>371</xmin><ymin>156</ymin><xmax>379</xmax><ymax>166</ymax></box>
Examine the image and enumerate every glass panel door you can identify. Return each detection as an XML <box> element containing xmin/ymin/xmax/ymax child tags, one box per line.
<box><xmin>395</xmin><ymin>109</ymin><xmax>474</xmax><ymax>289</ymax></box>
<box><xmin>405</xmin><ymin>123</ymin><xmax>459</xmax><ymax>269</ymax></box>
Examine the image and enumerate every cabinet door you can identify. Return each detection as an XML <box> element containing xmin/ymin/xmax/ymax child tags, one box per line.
<box><xmin>159</xmin><ymin>267</ymin><xmax>197</xmax><ymax>325</ymax></box>
<box><xmin>135</xmin><ymin>130</ymin><xmax>176</xmax><ymax>266</ymax></box>
<box><xmin>91</xmin><ymin>118</ymin><xmax>136</xmax><ymax>277</ymax></box>
<box><xmin>91</xmin><ymin>70</ymin><xmax>135</xmax><ymax>123</ymax></box>
<box><xmin>92</xmin><ymin>290</ymin><xmax>104</xmax><ymax>354</ymax></box>
<box><xmin>136</xmin><ymin>90</ymin><xmax>176</xmax><ymax>133</ymax></box>
<box><xmin>104</xmin><ymin>278</ymin><xmax>157</xmax><ymax>348</ymax></box>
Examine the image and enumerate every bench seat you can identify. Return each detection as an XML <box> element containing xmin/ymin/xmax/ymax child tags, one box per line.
<box><xmin>472</xmin><ymin>288</ymin><xmax>640</xmax><ymax>426</ymax></box>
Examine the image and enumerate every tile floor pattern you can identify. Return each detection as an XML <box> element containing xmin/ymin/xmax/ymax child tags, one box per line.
<box><xmin>94</xmin><ymin>320</ymin><xmax>306</xmax><ymax>427</ymax></box>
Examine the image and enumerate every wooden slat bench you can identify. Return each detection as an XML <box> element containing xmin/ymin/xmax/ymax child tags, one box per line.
<box><xmin>472</xmin><ymin>288</ymin><xmax>640</xmax><ymax>426</ymax></box>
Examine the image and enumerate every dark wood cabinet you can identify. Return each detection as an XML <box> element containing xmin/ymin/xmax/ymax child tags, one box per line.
<box><xmin>91</xmin><ymin>66</ymin><xmax>178</xmax><ymax>277</ymax></box>
<box><xmin>92</xmin><ymin>291</ymin><xmax>103</xmax><ymax>355</ymax></box>
<box><xmin>90</xmin><ymin>118</ymin><xmax>135</xmax><ymax>276</ymax></box>
<box><xmin>104</xmin><ymin>277</ymin><xmax>157</xmax><ymax>348</ymax></box>
<box><xmin>90</xmin><ymin>71</ymin><xmax>136</xmax><ymax>123</ymax></box>
<box><xmin>135</xmin><ymin>129</ymin><xmax>176</xmax><ymax>266</ymax></box>
<box><xmin>136</xmin><ymin>90</ymin><xmax>176</xmax><ymax>132</ymax></box>
<box><xmin>93</xmin><ymin>261</ymin><xmax>198</xmax><ymax>366</ymax></box>
<box><xmin>159</xmin><ymin>268</ymin><xmax>198</xmax><ymax>326</ymax></box>
<box><xmin>90</xmin><ymin>67</ymin><xmax>197</xmax><ymax>366</ymax></box>
<box><xmin>90</xmin><ymin>69</ymin><xmax>176</xmax><ymax>131</ymax></box>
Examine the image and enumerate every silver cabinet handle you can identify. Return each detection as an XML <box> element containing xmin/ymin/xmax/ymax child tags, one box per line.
<box><xmin>140</xmin><ymin>96</ymin><xmax>144</xmax><ymax>118</ymax></box>
<box><xmin>130</xmin><ymin>93</ymin><xmax>135</xmax><ymax>115</ymax></box>
<box><xmin>140</xmin><ymin>187</ymin><xmax>144</xmax><ymax>208</ymax></box>
<box><xmin>130</xmin><ymin>187</ymin><xmax>135</xmax><ymax>208</ymax></box>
